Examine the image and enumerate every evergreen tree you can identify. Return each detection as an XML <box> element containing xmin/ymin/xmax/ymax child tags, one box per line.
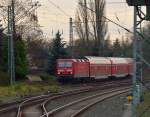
<box><xmin>142</xmin><ymin>24</ymin><xmax>150</xmax><ymax>64</ymax></box>
<box><xmin>1</xmin><ymin>34</ymin><xmax>8</xmax><ymax>71</ymax></box>
<box><xmin>2</xmin><ymin>35</ymin><xmax>28</xmax><ymax>79</ymax></box>
<box><xmin>113</xmin><ymin>38</ymin><xmax>122</xmax><ymax>57</ymax></box>
<box><xmin>48</xmin><ymin>31</ymin><xmax>68</xmax><ymax>74</ymax></box>
<box><xmin>0</xmin><ymin>26</ymin><xmax>3</xmax><ymax>67</ymax></box>
<box><xmin>103</xmin><ymin>38</ymin><xmax>113</xmax><ymax>57</ymax></box>
<box><xmin>14</xmin><ymin>35</ymin><xmax>28</xmax><ymax>79</ymax></box>
<box><xmin>121</xmin><ymin>38</ymin><xmax>132</xmax><ymax>57</ymax></box>
<box><xmin>0</xmin><ymin>22</ymin><xmax>5</xmax><ymax>68</ymax></box>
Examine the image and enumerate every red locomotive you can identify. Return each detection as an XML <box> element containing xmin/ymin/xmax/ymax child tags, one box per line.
<box><xmin>56</xmin><ymin>57</ymin><xmax>133</xmax><ymax>82</ymax></box>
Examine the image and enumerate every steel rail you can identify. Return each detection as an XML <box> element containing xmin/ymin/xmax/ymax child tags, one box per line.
<box><xmin>0</xmin><ymin>81</ymin><xmax>115</xmax><ymax>115</ymax></box>
<box><xmin>71</xmin><ymin>89</ymin><xmax>131</xmax><ymax>117</ymax></box>
<box><xmin>16</xmin><ymin>94</ymin><xmax>51</xmax><ymax>117</ymax></box>
<box><xmin>0</xmin><ymin>79</ymin><xmax>131</xmax><ymax>116</ymax></box>
<box><xmin>16</xmin><ymin>86</ymin><xmax>95</xmax><ymax>117</ymax></box>
<box><xmin>16</xmin><ymin>82</ymin><xmax>117</xmax><ymax>117</ymax></box>
<box><xmin>41</xmin><ymin>81</ymin><xmax>131</xmax><ymax>117</ymax></box>
<box><xmin>41</xmin><ymin>87</ymin><xmax>131</xmax><ymax>117</ymax></box>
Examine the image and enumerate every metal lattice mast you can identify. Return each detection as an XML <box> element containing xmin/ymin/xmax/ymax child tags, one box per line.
<box><xmin>8</xmin><ymin>3</ymin><xmax>15</xmax><ymax>85</ymax></box>
<box><xmin>12</xmin><ymin>0</ymin><xmax>15</xmax><ymax>82</ymax></box>
<box><xmin>132</xmin><ymin>6</ymin><xmax>143</xmax><ymax>117</ymax></box>
<box><xmin>7</xmin><ymin>6</ymin><xmax>10</xmax><ymax>75</ymax></box>
<box><xmin>69</xmin><ymin>17</ymin><xmax>74</xmax><ymax>57</ymax></box>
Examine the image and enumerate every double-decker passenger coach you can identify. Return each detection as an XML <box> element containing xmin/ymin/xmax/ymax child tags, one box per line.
<box><xmin>56</xmin><ymin>57</ymin><xmax>133</xmax><ymax>82</ymax></box>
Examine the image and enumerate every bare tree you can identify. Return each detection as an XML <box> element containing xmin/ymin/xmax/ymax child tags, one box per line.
<box><xmin>75</xmin><ymin>0</ymin><xmax>91</xmax><ymax>55</ymax></box>
<box><xmin>0</xmin><ymin>0</ymin><xmax>41</xmax><ymax>39</ymax></box>
<box><xmin>75</xmin><ymin>0</ymin><xmax>107</xmax><ymax>56</ymax></box>
<box><xmin>0</xmin><ymin>0</ymin><xmax>47</xmax><ymax>70</ymax></box>
<box><xmin>92</xmin><ymin>0</ymin><xmax>107</xmax><ymax>56</ymax></box>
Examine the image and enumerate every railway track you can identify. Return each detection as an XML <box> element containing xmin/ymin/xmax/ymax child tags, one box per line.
<box><xmin>0</xmin><ymin>79</ymin><xmax>131</xmax><ymax>117</ymax></box>
<box><xmin>39</xmin><ymin>81</ymin><xmax>131</xmax><ymax>117</ymax></box>
<box><xmin>41</xmin><ymin>87</ymin><xmax>130</xmax><ymax>117</ymax></box>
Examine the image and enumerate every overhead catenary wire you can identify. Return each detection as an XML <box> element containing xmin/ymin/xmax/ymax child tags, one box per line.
<box><xmin>78</xmin><ymin>2</ymin><xmax>150</xmax><ymax>70</ymax></box>
<box><xmin>47</xmin><ymin>0</ymin><xmax>71</xmax><ymax>17</ymax></box>
<box><xmin>78</xmin><ymin>2</ymin><xmax>150</xmax><ymax>45</ymax></box>
<box><xmin>44</xmin><ymin>0</ymin><xmax>150</xmax><ymax>47</ymax></box>
<box><xmin>78</xmin><ymin>3</ymin><xmax>150</xmax><ymax>113</ymax></box>
<box><xmin>86</xmin><ymin>2</ymin><xmax>126</xmax><ymax>4</ymax></box>
<box><xmin>79</xmin><ymin>3</ymin><xmax>132</xmax><ymax>33</ymax></box>
<box><xmin>107</xmin><ymin>2</ymin><xmax>126</xmax><ymax>4</ymax></box>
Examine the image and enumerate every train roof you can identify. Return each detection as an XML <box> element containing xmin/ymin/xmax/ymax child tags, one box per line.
<box><xmin>57</xmin><ymin>58</ymin><xmax>88</xmax><ymax>62</ymax></box>
<box><xmin>57</xmin><ymin>57</ymin><xmax>133</xmax><ymax>64</ymax></box>
<box><xmin>125</xmin><ymin>58</ymin><xmax>134</xmax><ymax>63</ymax></box>
<box><xmin>85</xmin><ymin>56</ymin><xmax>133</xmax><ymax>64</ymax></box>
<box><xmin>85</xmin><ymin>56</ymin><xmax>111</xmax><ymax>64</ymax></box>
<box><xmin>109</xmin><ymin>57</ymin><xmax>130</xmax><ymax>64</ymax></box>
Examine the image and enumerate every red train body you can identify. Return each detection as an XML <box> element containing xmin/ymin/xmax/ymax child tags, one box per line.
<box><xmin>56</xmin><ymin>57</ymin><xmax>133</xmax><ymax>81</ymax></box>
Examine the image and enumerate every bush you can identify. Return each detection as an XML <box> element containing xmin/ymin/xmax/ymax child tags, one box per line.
<box><xmin>0</xmin><ymin>71</ymin><xmax>10</xmax><ymax>86</ymax></box>
<box><xmin>40</xmin><ymin>73</ymin><xmax>58</xmax><ymax>84</ymax></box>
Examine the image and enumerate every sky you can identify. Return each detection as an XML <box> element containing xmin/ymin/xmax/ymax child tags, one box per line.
<box><xmin>37</xmin><ymin>0</ymin><xmax>133</xmax><ymax>42</ymax></box>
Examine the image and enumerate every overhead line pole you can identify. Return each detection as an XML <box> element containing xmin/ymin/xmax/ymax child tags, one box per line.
<box><xmin>132</xmin><ymin>6</ymin><xmax>143</xmax><ymax>117</ymax></box>
<box><xmin>69</xmin><ymin>17</ymin><xmax>74</xmax><ymax>58</ymax></box>
<box><xmin>8</xmin><ymin>6</ymin><xmax>10</xmax><ymax>83</ymax></box>
<box><xmin>8</xmin><ymin>0</ymin><xmax>15</xmax><ymax>85</ymax></box>
<box><xmin>84</xmin><ymin>0</ymin><xmax>89</xmax><ymax>46</ymax></box>
<box><xmin>11</xmin><ymin>0</ymin><xmax>15</xmax><ymax>83</ymax></box>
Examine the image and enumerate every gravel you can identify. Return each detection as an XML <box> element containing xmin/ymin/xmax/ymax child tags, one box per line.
<box><xmin>46</xmin><ymin>86</ymin><xmax>129</xmax><ymax>113</ymax></box>
<box><xmin>79</xmin><ymin>93</ymin><xmax>128</xmax><ymax>117</ymax></box>
<box><xmin>46</xmin><ymin>88</ymin><xmax>109</xmax><ymax>111</ymax></box>
<box><xmin>1</xmin><ymin>112</ymin><xmax>17</xmax><ymax>117</ymax></box>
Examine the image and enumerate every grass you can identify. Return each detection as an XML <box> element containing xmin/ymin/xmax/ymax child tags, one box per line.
<box><xmin>136</xmin><ymin>70</ymin><xmax>150</xmax><ymax>117</ymax></box>
<box><xmin>143</xmin><ymin>69</ymin><xmax>150</xmax><ymax>81</ymax></box>
<box><xmin>0</xmin><ymin>82</ymin><xmax>60</xmax><ymax>97</ymax></box>
<box><xmin>0</xmin><ymin>74</ymin><xmax>61</xmax><ymax>103</ymax></box>
<box><xmin>137</xmin><ymin>91</ymin><xmax>150</xmax><ymax>117</ymax></box>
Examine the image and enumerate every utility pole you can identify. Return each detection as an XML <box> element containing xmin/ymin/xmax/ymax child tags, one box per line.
<box><xmin>11</xmin><ymin>0</ymin><xmax>15</xmax><ymax>36</ymax></box>
<box><xmin>69</xmin><ymin>17</ymin><xmax>74</xmax><ymax>58</ymax></box>
<box><xmin>84</xmin><ymin>0</ymin><xmax>89</xmax><ymax>49</ymax></box>
<box><xmin>8</xmin><ymin>2</ymin><xmax>15</xmax><ymax>85</ymax></box>
<box><xmin>11</xmin><ymin>0</ymin><xmax>15</xmax><ymax>84</ymax></box>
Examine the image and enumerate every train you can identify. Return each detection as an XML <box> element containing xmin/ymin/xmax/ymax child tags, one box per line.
<box><xmin>56</xmin><ymin>56</ymin><xmax>133</xmax><ymax>82</ymax></box>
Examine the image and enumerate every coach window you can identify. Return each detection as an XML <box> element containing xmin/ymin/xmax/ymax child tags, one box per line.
<box><xmin>66</xmin><ymin>62</ymin><xmax>72</xmax><ymax>68</ymax></box>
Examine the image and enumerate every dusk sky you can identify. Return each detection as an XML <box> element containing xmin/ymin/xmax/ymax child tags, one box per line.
<box><xmin>37</xmin><ymin>0</ymin><xmax>133</xmax><ymax>42</ymax></box>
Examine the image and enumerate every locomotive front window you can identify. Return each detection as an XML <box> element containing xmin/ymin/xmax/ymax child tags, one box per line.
<box><xmin>58</xmin><ymin>62</ymin><xmax>72</xmax><ymax>68</ymax></box>
<box><xmin>66</xmin><ymin>62</ymin><xmax>72</xmax><ymax>68</ymax></box>
<box><xmin>58</xmin><ymin>62</ymin><xmax>66</xmax><ymax>68</ymax></box>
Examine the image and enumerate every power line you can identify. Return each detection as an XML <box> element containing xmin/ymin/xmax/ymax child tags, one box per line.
<box><xmin>79</xmin><ymin>3</ymin><xmax>132</xmax><ymax>33</ymax></box>
<box><xmin>86</xmin><ymin>2</ymin><xmax>126</xmax><ymax>4</ymax></box>
<box><xmin>107</xmin><ymin>2</ymin><xmax>126</xmax><ymax>4</ymax></box>
<box><xmin>47</xmin><ymin>0</ymin><xmax>71</xmax><ymax>17</ymax></box>
<box><xmin>78</xmin><ymin>2</ymin><xmax>150</xmax><ymax>68</ymax></box>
